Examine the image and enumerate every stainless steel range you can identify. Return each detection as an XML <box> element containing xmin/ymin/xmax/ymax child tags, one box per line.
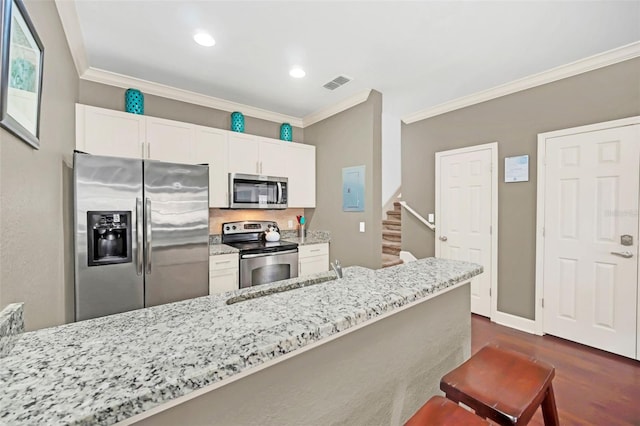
<box><xmin>222</xmin><ymin>220</ymin><xmax>298</xmax><ymax>288</ymax></box>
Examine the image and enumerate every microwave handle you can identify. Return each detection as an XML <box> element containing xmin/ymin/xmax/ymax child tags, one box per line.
<box><xmin>277</xmin><ymin>182</ymin><xmax>283</xmax><ymax>204</ymax></box>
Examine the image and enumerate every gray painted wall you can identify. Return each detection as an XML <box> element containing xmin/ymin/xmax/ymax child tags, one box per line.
<box><xmin>78</xmin><ymin>80</ymin><xmax>304</xmax><ymax>142</ymax></box>
<box><xmin>0</xmin><ymin>0</ymin><xmax>78</xmax><ymax>330</ymax></box>
<box><xmin>304</xmin><ymin>91</ymin><xmax>383</xmax><ymax>269</ymax></box>
<box><xmin>401</xmin><ymin>58</ymin><xmax>640</xmax><ymax>320</ymax></box>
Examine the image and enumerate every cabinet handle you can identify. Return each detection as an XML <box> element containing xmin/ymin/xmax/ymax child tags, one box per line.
<box><xmin>141</xmin><ymin>142</ymin><xmax>144</xmax><ymax>158</ymax></box>
<box><xmin>147</xmin><ymin>143</ymin><xmax>151</xmax><ymax>158</ymax></box>
<box><xmin>260</xmin><ymin>161</ymin><xmax>263</xmax><ymax>174</ymax></box>
<box><xmin>310</xmin><ymin>249</ymin><xmax>320</xmax><ymax>253</ymax></box>
<box><xmin>256</xmin><ymin>161</ymin><xmax>259</xmax><ymax>174</ymax></box>
<box><xmin>215</xmin><ymin>260</ymin><xmax>232</xmax><ymax>265</ymax></box>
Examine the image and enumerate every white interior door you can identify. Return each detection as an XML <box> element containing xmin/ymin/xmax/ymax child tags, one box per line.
<box><xmin>436</xmin><ymin>145</ymin><xmax>494</xmax><ymax>317</ymax></box>
<box><xmin>543</xmin><ymin>124</ymin><xmax>639</xmax><ymax>358</ymax></box>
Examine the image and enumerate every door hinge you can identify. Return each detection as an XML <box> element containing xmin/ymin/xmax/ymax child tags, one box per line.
<box><xmin>541</xmin><ymin>298</ymin><xmax>544</xmax><ymax>308</ymax></box>
<box><xmin>489</xmin><ymin>225</ymin><xmax>492</xmax><ymax>235</ymax></box>
<box><xmin>542</xmin><ymin>226</ymin><xmax>545</xmax><ymax>237</ymax></box>
<box><xmin>489</xmin><ymin>288</ymin><xmax>492</xmax><ymax>297</ymax></box>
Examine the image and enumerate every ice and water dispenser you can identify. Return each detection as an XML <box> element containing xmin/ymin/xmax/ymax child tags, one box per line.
<box><xmin>87</xmin><ymin>211</ymin><xmax>132</xmax><ymax>266</ymax></box>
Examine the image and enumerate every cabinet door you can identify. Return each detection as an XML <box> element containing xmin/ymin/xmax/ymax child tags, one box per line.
<box><xmin>209</xmin><ymin>269</ymin><xmax>239</xmax><ymax>295</ymax></box>
<box><xmin>76</xmin><ymin>104</ymin><xmax>145</xmax><ymax>158</ymax></box>
<box><xmin>194</xmin><ymin>126</ymin><xmax>229</xmax><ymax>207</ymax></box>
<box><xmin>228</xmin><ymin>133</ymin><xmax>260</xmax><ymax>174</ymax></box>
<box><xmin>209</xmin><ymin>253</ymin><xmax>239</xmax><ymax>295</ymax></box>
<box><xmin>258</xmin><ymin>137</ymin><xmax>287</xmax><ymax>176</ymax></box>
<box><xmin>299</xmin><ymin>255</ymin><xmax>329</xmax><ymax>276</ymax></box>
<box><xmin>145</xmin><ymin>117</ymin><xmax>194</xmax><ymax>164</ymax></box>
<box><xmin>286</xmin><ymin>143</ymin><xmax>316</xmax><ymax>207</ymax></box>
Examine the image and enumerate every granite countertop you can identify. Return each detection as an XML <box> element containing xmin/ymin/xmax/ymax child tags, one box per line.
<box><xmin>279</xmin><ymin>229</ymin><xmax>330</xmax><ymax>246</ymax></box>
<box><xmin>0</xmin><ymin>303</ymin><xmax>24</xmax><ymax>358</ymax></box>
<box><xmin>0</xmin><ymin>258</ymin><xmax>481</xmax><ymax>425</ymax></box>
<box><xmin>209</xmin><ymin>230</ymin><xmax>330</xmax><ymax>255</ymax></box>
<box><xmin>209</xmin><ymin>243</ymin><xmax>239</xmax><ymax>256</ymax></box>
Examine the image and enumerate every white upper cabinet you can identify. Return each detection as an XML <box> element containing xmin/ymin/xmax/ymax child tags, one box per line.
<box><xmin>76</xmin><ymin>104</ymin><xmax>145</xmax><ymax>158</ymax></box>
<box><xmin>193</xmin><ymin>126</ymin><xmax>229</xmax><ymax>207</ymax></box>
<box><xmin>76</xmin><ymin>104</ymin><xmax>315</xmax><ymax>208</ymax></box>
<box><xmin>145</xmin><ymin>117</ymin><xmax>194</xmax><ymax>164</ymax></box>
<box><xmin>228</xmin><ymin>133</ymin><xmax>260</xmax><ymax>174</ymax></box>
<box><xmin>286</xmin><ymin>143</ymin><xmax>316</xmax><ymax>208</ymax></box>
<box><xmin>258</xmin><ymin>137</ymin><xmax>287</xmax><ymax>176</ymax></box>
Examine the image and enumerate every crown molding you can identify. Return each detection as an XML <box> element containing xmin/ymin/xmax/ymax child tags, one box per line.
<box><xmin>55</xmin><ymin>0</ymin><xmax>88</xmax><ymax>76</ymax></box>
<box><xmin>81</xmin><ymin>67</ymin><xmax>304</xmax><ymax>127</ymax></box>
<box><xmin>402</xmin><ymin>41</ymin><xmax>640</xmax><ymax>124</ymax></box>
<box><xmin>302</xmin><ymin>89</ymin><xmax>372</xmax><ymax>127</ymax></box>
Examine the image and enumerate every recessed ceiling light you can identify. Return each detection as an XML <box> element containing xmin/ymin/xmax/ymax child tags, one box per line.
<box><xmin>289</xmin><ymin>68</ymin><xmax>306</xmax><ymax>78</ymax></box>
<box><xmin>194</xmin><ymin>32</ymin><xmax>215</xmax><ymax>47</ymax></box>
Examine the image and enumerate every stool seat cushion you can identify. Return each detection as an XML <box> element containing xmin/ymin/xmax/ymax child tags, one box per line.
<box><xmin>405</xmin><ymin>395</ymin><xmax>489</xmax><ymax>426</ymax></box>
<box><xmin>440</xmin><ymin>344</ymin><xmax>556</xmax><ymax>425</ymax></box>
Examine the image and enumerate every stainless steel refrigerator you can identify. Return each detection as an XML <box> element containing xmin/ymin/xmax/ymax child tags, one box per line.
<box><xmin>73</xmin><ymin>152</ymin><xmax>210</xmax><ymax>321</ymax></box>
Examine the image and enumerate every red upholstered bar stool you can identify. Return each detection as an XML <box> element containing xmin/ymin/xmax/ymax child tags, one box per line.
<box><xmin>440</xmin><ymin>344</ymin><xmax>560</xmax><ymax>426</ymax></box>
<box><xmin>404</xmin><ymin>396</ymin><xmax>490</xmax><ymax>426</ymax></box>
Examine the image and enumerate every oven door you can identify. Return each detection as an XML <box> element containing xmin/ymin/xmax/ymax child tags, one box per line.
<box><xmin>239</xmin><ymin>249</ymin><xmax>298</xmax><ymax>288</ymax></box>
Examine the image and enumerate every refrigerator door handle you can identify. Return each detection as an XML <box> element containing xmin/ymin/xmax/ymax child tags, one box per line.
<box><xmin>146</xmin><ymin>197</ymin><xmax>152</xmax><ymax>274</ymax></box>
<box><xmin>136</xmin><ymin>197</ymin><xmax>144</xmax><ymax>275</ymax></box>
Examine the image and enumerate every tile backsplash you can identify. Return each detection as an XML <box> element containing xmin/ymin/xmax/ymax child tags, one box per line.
<box><xmin>209</xmin><ymin>208</ymin><xmax>305</xmax><ymax>234</ymax></box>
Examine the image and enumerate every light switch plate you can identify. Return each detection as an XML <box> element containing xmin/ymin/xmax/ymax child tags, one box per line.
<box><xmin>288</xmin><ymin>220</ymin><xmax>293</xmax><ymax>229</ymax></box>
<box><xmin>359</xmin><ymin>222</ymin><xmax>365</xmax><ymax>232</ymax></box>
<box><xmin>428</xmin><ymin>213</ymin><xmax>434</xmax><ymax>223</ymax></box>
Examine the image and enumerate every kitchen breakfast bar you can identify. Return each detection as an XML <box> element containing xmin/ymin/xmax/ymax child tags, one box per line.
<box><xmin>0</xmin><ymin>258</ymin><xmax>482</xmax><ymax>425</ymax></box>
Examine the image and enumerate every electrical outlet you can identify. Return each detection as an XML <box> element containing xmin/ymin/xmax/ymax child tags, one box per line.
<box><xmin>288</xmin><ymin>220</ymin><xmax>293</xmax><ymax>229</ymax></box>
<box><xmin>359</xmin><ymin>222</ymin><xmax>365</xmax><ymax>232</ymax></box>
<box><xmin>428</xmin><ymin>213</ymin><xmax>434</xmax><ymax>223</ymax></box>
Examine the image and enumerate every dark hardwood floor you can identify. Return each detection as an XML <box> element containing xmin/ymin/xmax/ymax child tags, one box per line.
<box><xmin>472</xmin><ymin>315</ymin><xmax>640</xmax><ymax>425</ymax></box>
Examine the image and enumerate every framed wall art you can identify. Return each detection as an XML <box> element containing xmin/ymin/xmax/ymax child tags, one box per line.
<box><xmin>0</xmin><ymin>0</ymin><xmax>44</xmax><ymax>149</ymax></box>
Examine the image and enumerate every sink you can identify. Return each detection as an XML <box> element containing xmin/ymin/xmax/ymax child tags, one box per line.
<box><xmin>226</xmin><ymin>272</ymin><xmax>338</xmax><ymax>305</ymax></box>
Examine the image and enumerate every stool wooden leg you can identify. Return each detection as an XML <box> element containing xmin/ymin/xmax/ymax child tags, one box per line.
<box><xmin>541</xmin><ymin>384</ymin><xmax>560</xmax><ymax>426</ymax></box>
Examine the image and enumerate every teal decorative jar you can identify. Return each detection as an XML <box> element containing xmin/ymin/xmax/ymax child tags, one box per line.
<box><xmin>230</xmin><ymin>111</ymin><xmax>245</xmax><ymax>132</ymax></box>
<box><xmin>280</xmin><ymin>123</ymin><xmax>292</xmax><ymax>141</ymax></box>
<box><xmin>125</xmin><ymin>88</ymin><xmax>144</xmax><ymax>115</ymax></box>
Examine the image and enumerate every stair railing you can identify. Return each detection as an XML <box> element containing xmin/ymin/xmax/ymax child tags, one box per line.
<box><xmin>398</xmin><ymin>201</ymin><xmax>435</xmax><ymax>231</ymax></box>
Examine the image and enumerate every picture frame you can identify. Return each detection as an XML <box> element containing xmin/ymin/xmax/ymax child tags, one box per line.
<box><xmin>0</xmin><ymin>0</ymin><xmax>44</xmax><ymax>149</ymax></box>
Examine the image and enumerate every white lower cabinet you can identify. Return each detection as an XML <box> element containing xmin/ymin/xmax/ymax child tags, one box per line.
<box><xmin>298</xmin><ymin>243</ymin><xmax>329</xmax><ymax>276</ymax></box>
<box><xmin>209</xmin><ymin>253</ymin><xmax>239</xmax><ymax>295</ymax></box>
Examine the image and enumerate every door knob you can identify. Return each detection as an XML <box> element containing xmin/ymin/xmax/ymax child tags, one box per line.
<box><xmin>439</xmin><ymin>236</ymin><xmax>448</xmax><ymax>242</ymax></box>
<box><xmin>611</xmin><ymin>251</ymin><xmax>633</xmax><ymax>258</ymax></box>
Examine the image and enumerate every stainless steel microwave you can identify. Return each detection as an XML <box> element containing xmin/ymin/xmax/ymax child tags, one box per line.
<box><xmin>229</xmin><ymin>173</ymin><xmax>288</xmax><ymax>209</ymax></box>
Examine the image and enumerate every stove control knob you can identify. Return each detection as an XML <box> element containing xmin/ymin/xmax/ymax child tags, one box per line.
<box><xmin>232</xmin><ymin>225</ymin><xmax>237</xmax><ymax>230</ymax></box>
<box><xmin>225</xmin><ymin>226</ymin><xmax>229</xmax><ymax>231</ymax></box>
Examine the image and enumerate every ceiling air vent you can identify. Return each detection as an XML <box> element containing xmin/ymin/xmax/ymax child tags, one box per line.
<box><xmin>323</xmin><ymin>75</ymin><xmax>352</xmax><ymax>90</ymax></box>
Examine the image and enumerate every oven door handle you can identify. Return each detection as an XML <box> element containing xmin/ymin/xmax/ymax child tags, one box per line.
<box><xmin>241</xmin><ymin>249</ymin><xmax>298</xmax><ymax>259</ymax></box>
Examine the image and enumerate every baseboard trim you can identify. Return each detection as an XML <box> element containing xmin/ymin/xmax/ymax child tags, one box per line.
<box><xmin>399</xmin><ymin>251</ymin><xmax>417</xmax><ymax>263</ymax></box>
<box><xmin>492</xmin><ymin>310</ymin><xmax>537</xmax><ymax>335</ymax></box>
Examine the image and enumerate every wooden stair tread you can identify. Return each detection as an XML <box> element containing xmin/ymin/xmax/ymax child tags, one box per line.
<box><xmin>382</xmin><ymin>230</ymin><xmax>401</xmax><ymax>236</ymax></box>
<box><xmin>382</xmin><ymin>253</ymin><xmax>403</xmax><ymax>268</ymax></box>
<box><xmin>382</xmin><ymin>219</ymin><xmax>401</xmax><ymax>225</ymax></box>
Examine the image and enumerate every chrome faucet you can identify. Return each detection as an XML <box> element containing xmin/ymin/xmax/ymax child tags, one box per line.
<box><xmin>331</xmin><ymin>259</ymin><xmax>343</xmax><ymax>278</ymax></box>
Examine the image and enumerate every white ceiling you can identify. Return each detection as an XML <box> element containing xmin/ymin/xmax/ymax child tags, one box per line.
<box><xmin>72</xmin><ymin>1</ymin><xmax>640</xmax><ymax>120</ymax></box>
